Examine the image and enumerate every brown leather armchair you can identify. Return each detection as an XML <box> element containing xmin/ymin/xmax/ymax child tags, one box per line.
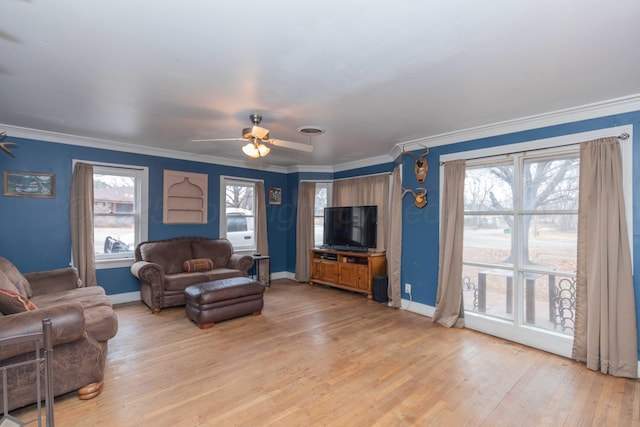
<box><xmin>0</xmin><ymin>257</ymin><xmax>118</xmax><ymax>411</ymax></box>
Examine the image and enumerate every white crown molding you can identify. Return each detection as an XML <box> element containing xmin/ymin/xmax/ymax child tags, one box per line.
<box><xmin>286</xmin><ymin>164</ymin><xmax>335</xmax><ymax>174</ymax></box>
<box><xmin>331</xmin><ymin>153</ymin><xmax>395</xmax><ymax>173</ymax></box>
<box><xmin>3</xmin><ymin>94</ymin><xmax>639</xmax><ymax>174</ymax></box>
<box><xmin>0</xmin><ymin>123</ymin><xmax>290</xmax><ymax>174</ymax></box>
<box><xmin>393</xmin><ymin>93</ymin><xmax>640</xmax><ymax>156</ymax></box>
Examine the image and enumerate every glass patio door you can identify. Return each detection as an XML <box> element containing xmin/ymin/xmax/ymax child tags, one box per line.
<box><xmin>461</xmin><ymin>147</ymin><xmax>579</xmax><ymax>357</ymax></box>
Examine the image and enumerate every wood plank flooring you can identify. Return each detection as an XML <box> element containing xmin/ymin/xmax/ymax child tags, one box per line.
<box><xmin>12</xmin><ymin>279</ymin><xmax>640</xmax><ymax>426</ymax></box>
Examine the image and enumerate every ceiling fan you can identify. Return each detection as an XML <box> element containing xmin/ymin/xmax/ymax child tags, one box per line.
<box><xmin>192</xmin><ymin>113</ymin><xmax>314</xmax><ymax>158</ymax></box>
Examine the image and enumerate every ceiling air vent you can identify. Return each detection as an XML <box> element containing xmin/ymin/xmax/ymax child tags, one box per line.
<box><xmin>297</xmin><ymin>126</ymin><xmax>325</xmax><ymax>136</ymax></box>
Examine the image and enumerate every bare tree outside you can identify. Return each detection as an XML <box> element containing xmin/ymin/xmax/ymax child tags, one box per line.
<box><xmin>468</xmin><ymin>156</ymin><xmax>579</xmax><ymax>264</ymax></box>
<box><xmin>226</xmin><ymin>185</ymin><xmax>253</xmax><ymax>210</ymax></box>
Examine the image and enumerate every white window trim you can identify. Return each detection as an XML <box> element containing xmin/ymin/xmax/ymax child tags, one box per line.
<box><xmin>219</xmin><ymin>175</ymin><xmax>262</xmax><ymax>253</ymax></box>
<box><xmin>439</xmin><ymin>125</ymin><xmax>633</xmax><ymax>358</ymax></box>
<box><xmin>305</xmin><ymin>180</ymin><xmax>333</xmax><ymax>248</ymax></box>
<box><xmin>72</xmin><ymin>160</ymin><xmax>149</xmax><ymax>269</ymax></box>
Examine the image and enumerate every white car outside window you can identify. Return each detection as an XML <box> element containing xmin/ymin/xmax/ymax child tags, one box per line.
<box><xmin>225</xmin><ymin>208</ymin><xmax>255</xmax><ymax>250</ymax></box>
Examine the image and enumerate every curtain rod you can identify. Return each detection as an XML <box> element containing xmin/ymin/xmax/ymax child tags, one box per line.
<box><xmin>439</xmin><ymin>132</ymin><xmax>630</xmax><ymax>165</ymax></box>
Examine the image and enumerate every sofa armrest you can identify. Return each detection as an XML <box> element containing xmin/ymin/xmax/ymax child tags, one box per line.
<box><xmin>131</xmin><ymin>261</ymin><xmax>165</xmax><ymax>283</ymax></box>
<box><xmin>0</xmin><ymin>303</ymin><xmax>86</xmax><ymax>362</ymax></box>
<box><xmin>24</xmin><ymin>267</ymin><xmax>82</xmax><ymax>296</ymax></box>
<box><xmin>228</xmin><ymin>254</ymin><xmax>254</xmax><ymax>275</ymax></box>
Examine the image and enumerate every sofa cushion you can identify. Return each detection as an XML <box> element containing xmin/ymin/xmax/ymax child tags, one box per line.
<box><xmin>0</xmin><ymin>257</ymin><xmax>33</xmax><ymax>297</ymax></box>
<box><xmin>140</xmin><ymin>240</ymin><xmax>193</xmax><ymax>274</ymax></box>
<box><xmin>29</xmin><ymin>286</ymin><xmax>117</xmax><ymax>342</ymax></box>
<box><xmin>202</xmin><ymin>268</ymin><xmax>245</xmax><ymax>282</ymax></box>
<box><xmin>191</xmin><ymin>239</ymin><xmax>232</xmax><ymax>268</ymax></box>
<box><xmin>0</xmin><ymin>289</ymin><xmax>38</xmax><ymax>314</ymax></box>
<box><xmin>164</xmin><ymin>272</ymin><xmax>209</xmax><ymax>291</ymax></box>
<box><xmin>30</xmin><ymin>286</ymin><xmax>111</xmax><ymax>310</ymax></box>
<box><xmin>183</xmin><ymin>258</ymin><xmax>214</xmax><ymax>273</ymax></box>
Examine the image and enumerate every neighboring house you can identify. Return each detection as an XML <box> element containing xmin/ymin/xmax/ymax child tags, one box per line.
<box><xmin>94</xmin><ymin>186</ymin><xmax>134</xmax><ymax>227</ymax></box>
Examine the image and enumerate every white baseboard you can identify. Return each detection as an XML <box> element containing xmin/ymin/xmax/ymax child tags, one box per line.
<box><xmin>108</xmin><ymin>271</ymin><xmax>294</xmax><ymax>304</ymax></box>
<box><xmin>271</xmin><ymin>271</ymin><xmax>295</xmax><ymax>280</ymax></box>
<box><xmin>401</xmin><ymin>298</ymin><xmax>435</xmax><ymax>318</ymax></box>
<box><xmin>109</xmin><ymin>291</ymin><xmax>141</xmax><ymax>305</ymax></box>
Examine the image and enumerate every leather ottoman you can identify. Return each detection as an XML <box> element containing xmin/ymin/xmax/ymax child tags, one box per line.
<box><xmin>184</xmin><ymin>277</ymin><xmax>266</xmax><ymax>329</ymax></box>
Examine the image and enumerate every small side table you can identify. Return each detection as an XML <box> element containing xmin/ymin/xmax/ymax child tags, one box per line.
<box><xmin>252</xmin><ymin>255</ymin><xmax>271</xmax><ymax>286</ymax></box>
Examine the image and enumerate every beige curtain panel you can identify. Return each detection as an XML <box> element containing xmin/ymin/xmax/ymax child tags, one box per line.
<box><xmin>387</xmin><ymin>165</ymin><xmax>403</xmax><ymax>307</ymax></box>
<box><xmin>432</xmin><ymin>159</ymin><xmax>466</xmax><ymax>328</ymax></box>
<box><xmin>332</xmin><ymin>174</ymin><xmax>390</xmax><ymax>250</ymax></box>
<box><xmin>255</xmin><ymin>181</ymin><xmax>269</xmax><ymax>283</ymax></box>
<box><xmin>295</xmin><ymin>181</ymin><xmax>316</xmax><ymax>282</ymax></box>
<box><xmin>70</xmin><ymin>162</ymin><xmax>97</xmax><ymax>287</ymax></box>
<box><xmin>572</xmin><ymin>137</ymin><xmax>638</xmax><ymax>378</ymax></box>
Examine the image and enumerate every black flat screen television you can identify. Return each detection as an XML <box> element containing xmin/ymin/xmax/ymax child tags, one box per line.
<box><xmin>323</xmin><ymin>205</ymin><xmax>377</xmax><ymax>252</ymax></box>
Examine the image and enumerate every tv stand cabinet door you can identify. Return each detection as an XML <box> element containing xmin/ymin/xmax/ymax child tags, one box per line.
<box><xmin>356</xmin><ymin>265</ymin><xmax>370</xmax><ymax>291</ymax></box>
<box><xmin>339</xmin><ymin>263</ymin><xmax>370</xmax><ymax>292</ymax></box>
<box><xmin>338</xmin><ymin>263</ymin><xmax>358</xmax><ymax>288</ymax></box>
<box><xmin>320</xmin><ymin>260</ymin><xmax>339</xmax><ymax>283</ymax></box>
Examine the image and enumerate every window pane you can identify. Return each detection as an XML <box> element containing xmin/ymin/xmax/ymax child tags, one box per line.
<box><xmin>225</xmin><ymin>183</ymin><xmax>255</xmax><ymax>250</ymax></box>
<box><xmin>521</xmin><ymin>272</ymin><xmax>575</xmax><ymax>335</ymax></box>
<box><xmin>314</xmin><ymin>185</ymin><xmax>328</xmax><ymax>247</ymax></box>
<box><xmin>94</xmin><ymin>173</ymin><xmax>135</xmax><ymax>256</ymax></box>
<box><xmin>522</xmin><ymin>156</ymin><xmax>579</xmax><ymax>211</ymax></box>
<box><xmin>522</xmin><ymin>214</ymin><xmax>577</xmax><ymax>272</ymax></box>
<box><xmin>462</xmin><ymin>265</ymin><xmax>513</xmax><ymax>321</ymax></box>
<box><xmin>464</xmin><ymin>164</ymin><xmax>513</xmax><ymax>211</ymax></box>
<box><xmin>463</xmin><ymin>215</ymin><xmax>513</xmax><ymax>265</ymax></box>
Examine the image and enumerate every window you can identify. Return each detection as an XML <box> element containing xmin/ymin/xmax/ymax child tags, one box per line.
<box><xmin>221</xmin><ymin>177</ymin><xmax>256</xmax><ymax>251</ymax></box>
<box><xmin>462</xmin><ymin>149</ymin><xmax>580</xmax><ymax>329</ymax></box>
<box><xmin>314</xmin><ymin>182</ymin><xmax>331</xmax><ymax>247</ymax></box>
<box><xmin>441</xmin><ymin>126</ymin><xmax>632</xmax><ymax>357</ymax></box>
<box><xmin>91</xmin><ymin>163</ymin><xmax>148</xmax><ymax>268</ymax></box>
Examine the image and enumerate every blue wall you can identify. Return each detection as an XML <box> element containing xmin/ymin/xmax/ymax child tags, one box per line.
<box><xmin>0</xmin><ymin>137</ymin><xmax>290</xmax><ymax>295</ymax></box>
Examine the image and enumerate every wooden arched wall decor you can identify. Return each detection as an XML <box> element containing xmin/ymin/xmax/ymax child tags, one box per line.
<box><xmin>163</xmin><ymin>170</ymin><xmax>208</xmax><ymax>224</ymax></box>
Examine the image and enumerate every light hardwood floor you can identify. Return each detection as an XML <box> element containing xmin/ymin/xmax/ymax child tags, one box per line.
<box><xmin>13</xmin><ymin>279</ymin><xmax>640</xmax><ymax>426</ymax></box>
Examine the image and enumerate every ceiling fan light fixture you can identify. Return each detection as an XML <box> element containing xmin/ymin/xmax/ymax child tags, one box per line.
<box><xmin>242</xmin><ymin>141</ymin><xmax>270</xmax><ymax>158</ymax></box>
<box><xmin>257</xmin><ymin>142</ymin><xmax>270</xmax><ymax>157</ymax></box>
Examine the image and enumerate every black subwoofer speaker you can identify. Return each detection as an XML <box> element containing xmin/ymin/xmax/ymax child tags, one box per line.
<box><xmin>372</xmin><ymin>276</ymin><xmax>388</xmax><ymax>303</ymax></box>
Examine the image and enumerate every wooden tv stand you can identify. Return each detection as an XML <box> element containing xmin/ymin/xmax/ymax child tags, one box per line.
<box><xmin>309</xmin><ymin>249</ymin><xmax>387</xmax><ymax>298</ymax></box>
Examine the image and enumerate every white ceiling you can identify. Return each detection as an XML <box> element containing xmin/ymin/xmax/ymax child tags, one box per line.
<box><xmin>2</xmin><ymin>1</ymin><xmax>640</xmax><ymax>169</ymax></box>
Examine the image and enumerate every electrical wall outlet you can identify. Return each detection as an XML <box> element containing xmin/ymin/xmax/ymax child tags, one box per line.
<box><xmin>405</xmin><ymin>283</ymin><xmax>412</xmax><ymax>294</ymax></box>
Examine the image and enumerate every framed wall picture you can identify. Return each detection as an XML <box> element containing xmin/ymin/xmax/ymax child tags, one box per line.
<box><xmin>3</xmin><ymin>170</ymin><xmax>56</xmax><ymax>198</ymax></box>
<box><xmin>268</xmin><ymin>187</ymin><xmax>282</xmax><ymax>205</ymax></box>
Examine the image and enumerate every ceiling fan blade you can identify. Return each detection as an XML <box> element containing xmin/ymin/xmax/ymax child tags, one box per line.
<box><xmin>268</xmin><ymin>139</ymin><xmax>314</xmax><ymax>152</ymax></box>
<box><xmin>191</xmin><ymin>138</ymin><xmax>245</xmax><ymax>143</ymax></box>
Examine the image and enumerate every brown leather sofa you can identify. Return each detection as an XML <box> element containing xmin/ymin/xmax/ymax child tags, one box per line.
<box><xmin>0</xmin><ymin>256</ymin><xmax>118</xmax><ymax>411</ymax></box>
<box><xmin>130</xmin><ymin>236</ymin><xmax>254</xmax><ymax>313</ymax></box>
